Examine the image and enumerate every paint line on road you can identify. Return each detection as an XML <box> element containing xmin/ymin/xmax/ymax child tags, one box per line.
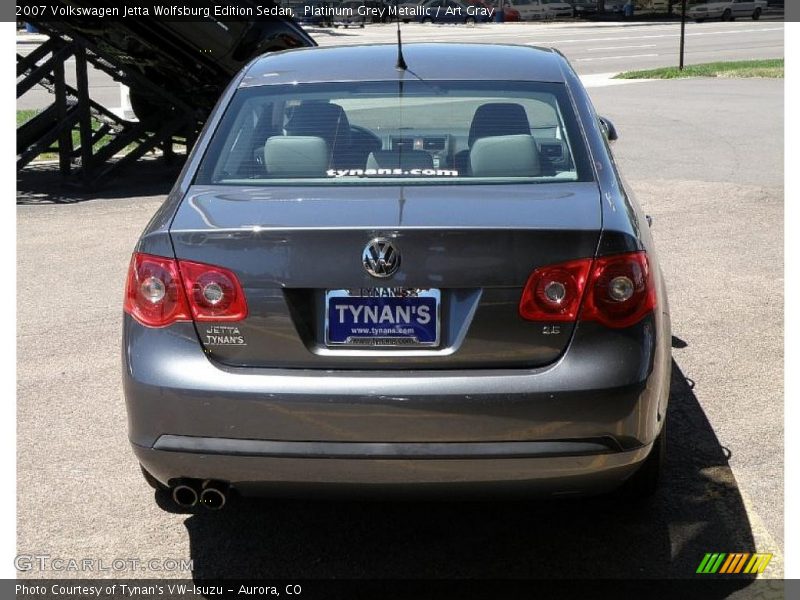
<box><xmin>579</xmin><ymin>72</ymin><xmax>654</xmax><ymax>87</ymax></box>
<box><xmin>587</xmin><ymin>44</ymin><xmax>657</xmax><ymax>51</ymax></box>
<box><xmin>736</xmin><ymin>487</ymin><xmax>784</xmax><ymax>578</ymax></box>
<box><xmin>576</xmin><ymin>53</ymin><xmax>658</xmax><ymax>62</ymax></box>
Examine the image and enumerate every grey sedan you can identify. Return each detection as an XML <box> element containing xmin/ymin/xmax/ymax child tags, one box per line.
<box><xmin>123</xmin><ymin>43</ymin><xmax>671</xmax><ymax>510</ymax></box>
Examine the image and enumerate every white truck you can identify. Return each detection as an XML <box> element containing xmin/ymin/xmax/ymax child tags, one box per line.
<box><xmin>687</xmin><ymin>0</ymin><xmax>767</xmax><ymax>22</ymax></box>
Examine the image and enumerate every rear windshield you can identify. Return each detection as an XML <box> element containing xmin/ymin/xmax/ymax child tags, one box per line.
<box><xmin>195</xmin><ymin>80</ymin><xmax>593</xmax><ymax>186</ymax></box>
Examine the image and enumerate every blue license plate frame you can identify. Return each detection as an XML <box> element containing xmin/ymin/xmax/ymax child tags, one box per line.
<box><xmin>325</xmin><ymin>288</ymin><xmax>441</xmax><ymax>347</ymax></box>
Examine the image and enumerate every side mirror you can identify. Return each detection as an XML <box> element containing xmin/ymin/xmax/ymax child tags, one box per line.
<box><xmin>599</xmin><ymin>116</ymin><xmax>618</xmax><ymax>142</ymax></box>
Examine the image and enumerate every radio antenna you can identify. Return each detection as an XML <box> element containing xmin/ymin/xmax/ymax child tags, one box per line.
<box><xmin>395</xmin><ymin>0</ymin><xmax>407</xmax><ymax>71</ymax></box>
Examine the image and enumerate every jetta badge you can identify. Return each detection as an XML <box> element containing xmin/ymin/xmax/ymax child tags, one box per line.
<box><xmin>363</xmin><ymin>238</ymin><xmax>400</xmax><ymax>278</ymax></box>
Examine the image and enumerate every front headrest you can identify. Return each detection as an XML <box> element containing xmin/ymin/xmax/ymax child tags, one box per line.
<box><xmin>468</xmin><ymin>102</ymin><xmax>531</xmax><ymax>147</ymax></box>
<box><xmin>366</xmin><ymin>150</ymin><xmax>434</xmax><ymax>171</ymax></box>
<box><xmin>264</xmin><ymin>136</ymin><xmax>329</xmax><ymax>178</ymax></box>
<box><xmin>469</xmin><ymin>135</ymin><xmax>541</xmax><ymax>178</ymax></box>
<box><xmin>285</xmin><ymin>102</ymin><xmax>351</xmax><ymax>148</ymax></box>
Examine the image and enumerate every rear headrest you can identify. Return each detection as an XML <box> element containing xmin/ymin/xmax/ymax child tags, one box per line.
<box><xmin>285</xmin><ymin>102</ymin><xmax>351</xmax><ymax>148</ymax></box>
<box><xmin>264</xmin><ymin>136</ymin><xmax>329</xmax><ymax>178</ymax></box>
<box><xmin>468</xmin><ymin>102</ymin><xmax>531</xmax><ymax>147</ymax></box>
<box><xmin>469</xmin><ymin>135</ymin><xmax>541</xmax><ymax>178</ymax></box>
<box><xmin>366</xmin><ymin>150</ymin><xmax>434</xmax><ymax>171</ymax></box>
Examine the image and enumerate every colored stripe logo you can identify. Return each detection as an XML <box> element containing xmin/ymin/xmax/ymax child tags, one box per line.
<box><xmin>696</xmin><ymin>553</ymin><xmax>773</xmax><ymax>574</ymax></box>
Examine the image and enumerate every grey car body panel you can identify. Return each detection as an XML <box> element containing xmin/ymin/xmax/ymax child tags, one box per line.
<box><xmin>170</xmin><ymin>183</ymin><xmax>602</xmax><ymax>368</ymax></box>
<box><xmin>132</xmin><ymin>443</ymin><xmax>653</xmax><ymax>494</ymax></box>
<box><xmin>123</xmin><ymin>313</ymin><xmax>668</xmax><ymax>448</ymax></box>
<box><xmin>124</xmin><ymin>43</ymin><xmax>671</xmax><ymax>493</ymax></box>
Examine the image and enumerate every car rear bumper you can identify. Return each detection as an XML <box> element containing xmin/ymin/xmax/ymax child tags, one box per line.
<box><xmin>123</xmin><ymin>313</ymin><xmax>670</xmax><ymax>493</ymax></box>
<box><xmin>133</xmin><ymin>438</ymin><xmax>654</xmax><ymax>496</ymax></box>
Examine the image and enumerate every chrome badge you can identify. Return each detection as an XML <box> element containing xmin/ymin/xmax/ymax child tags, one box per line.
<box><xmin>362</xmin><ymin>238</ymin><xmax>400</xmax><ymax>278</ymax></box>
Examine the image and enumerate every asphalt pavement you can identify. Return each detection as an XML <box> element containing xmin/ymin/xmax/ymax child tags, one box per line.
<box><xmin>16</xmin><ymin>20</ymin><xmax>784</xmax><ymax>587</ymax></box>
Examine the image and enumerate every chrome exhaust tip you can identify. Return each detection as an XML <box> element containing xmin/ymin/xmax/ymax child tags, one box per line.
<box><xmin>199</xmin><ymin>485</ymin><xmax>227</xmax><ymax>510</ymax></box>
<box><xmin>172</xmin><ymin>484</ymin><xmax>199</xmax><ymax>508</ymax></box>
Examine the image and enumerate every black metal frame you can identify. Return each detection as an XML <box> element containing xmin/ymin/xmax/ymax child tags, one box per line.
<box><xmin>16</xmin><ymin>28</ymin><xmax>200</xmax><ymax>187</ymax></box>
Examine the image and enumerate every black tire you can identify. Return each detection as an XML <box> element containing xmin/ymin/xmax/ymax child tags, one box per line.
<box><xmin>140</xmin><ymin>464</ymin><xmax>167</xmax><ymax>491</ymax></box>
<box><xmin>694</xmin><ymin>18</ymin><xmax>705</xmax><ymax>22</ymax></box>
<box><xmin>752</xmin><ymin>7</ymin><xmax>761</xmax><ymax>19</ymax></box>
<box><xmin>722</xmin><ymin>8</ymin><xmax>733</xmax><ymax>20</ymax></box>
<box><xmin>465</xmin><ymin>15</ymin><xmax>476</xmax><ymax>24</ymax></box>
<box><xmin>422</xmin><ymin>16</ymin><xmax>432</xmax><ymax>23</ymax></box>
<box><xmin>618</xmin><ymin>424</ymin><xmax>665</xmax><ymax>500</ymax></box>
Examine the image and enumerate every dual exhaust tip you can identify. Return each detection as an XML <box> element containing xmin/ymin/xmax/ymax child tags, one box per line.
<box><xmin>172</xmin><ymin>480</ymin><xmax>228</xmax><ymax>510</ymax></box>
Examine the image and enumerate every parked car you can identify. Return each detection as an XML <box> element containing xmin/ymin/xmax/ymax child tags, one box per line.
<box><xmin>605</xmin><ymin>0</ymin><xmax>626</xmax><ymax>12</ymax></box>
<box><xmin>125</xmin><ymin>43</ymin><xmax>671</xmax><ymax>510</ymax></box>
<box><xmin>295</xmin><ymin>0</ymin><xmax>337</xmax><ymax>26</ymax></box>
<box><xmin>398</xmin><ymin>0</ymin><xmax>427</xmax><ymax>21</ymax></box>
<box><xmin>571</xmin><ymin>0</ymin><xmax>598</xmax><ymax>16</ymax></box>
<box><xmin>465</xmin><ymin>0</ymin><xmax>522</xmax><ymax>20</ymax></box>
<box><xmin>416</xmin><ymin>0</ymin><xmax>495</xmax><ymax>22</ymax></box>
<box><xmin>687</xmin><ymin>0</ymin><xmax>766</xmax><ymax>21</ymax></box>
<box><xmin>541</xmin><ymin>0</ymin><xmax>575</xmax><ymax>16</ymax></box>
<box><xmin>507</xmin><ymin>0</ymin><xmax>553</xmax><ymax>20</ymax></box>
<box><xmin>573</xmin><ymin>0</ymin><xmax>624</xmax><ymax>15</ymax></box>
<box><xmin>28</xmin><ymin>5</ymin><xmax>315</xmax><ymax>126</ymax></box>
<box><xmin>334</xmin><ymin>0</ymin><xmax>390</xmax><ymax>26</ymax></box>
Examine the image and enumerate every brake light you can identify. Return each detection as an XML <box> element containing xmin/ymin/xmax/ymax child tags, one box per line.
<box><xmin>124</xmin><ymin>253</ymin><xmax>191</xmax><ymax>328</ymax></box>
<box><xmin>518</xmin><ymin>251</ymin><xmax>656</xmax><ymax>328</ymax></box>
<box><xmin>178</xmin><ymin>259</ymin><xmax>248</xmax><ymax>322</ymax></box>
<box><xmin>124</xmin><ymin>253</ymin><xmax>248</xmax><ymax>327</ymax></box>
<box><xmin>581</xmin><ymin>252</ymin><xmax>656</xmax><ymax>328</ymax></box>
<box><xmin>518</xmin><ymin>258</ymin><xmax>592</xmax><ymax>322</ymax></box>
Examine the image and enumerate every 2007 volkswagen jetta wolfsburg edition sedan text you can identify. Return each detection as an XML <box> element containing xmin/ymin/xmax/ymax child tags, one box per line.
<box><xmin>123</xmin><ymin>43</ymin><xmax>671</xmax><ymax>510</ymax></box>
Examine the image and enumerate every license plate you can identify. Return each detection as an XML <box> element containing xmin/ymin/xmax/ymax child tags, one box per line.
<box><xmin>325</xmin><ymin>288</ymin><xmax>440</xmax><ymax>347</ymax></box>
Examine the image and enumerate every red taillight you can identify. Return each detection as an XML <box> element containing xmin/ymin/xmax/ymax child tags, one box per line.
<box><xmin>518</xmin><ymin>258</ymin><xmax>592</xmax><ymax>322</ymax></box>
<box><xmin>124</xmin><ymin>253</ymin><xmax>191</xmax><ymax>328</ymax></box>
<box><xmin>581</xmin><ymin>252</ymin><xmax>656</xmax><ymax>328</ymax></box>
<box><xmin>124</xmin><ymin>253</ymin><xmax>248</xmax><ymax>327</ymax></box>
<box><xmin>519</xmin><ymin>251</ymin><xmax>656</xmax><ymax>328</ymax></box>
<box><xmin>178</xmin><ymin>260</ymin><xmax>248</xmax><ymax>322</ymax></box>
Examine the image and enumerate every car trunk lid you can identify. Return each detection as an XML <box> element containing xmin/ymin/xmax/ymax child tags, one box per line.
<box><xmin>169</xmin><ymin>183</ymin><xmax>601</xmax><ymax>369</ymax></box>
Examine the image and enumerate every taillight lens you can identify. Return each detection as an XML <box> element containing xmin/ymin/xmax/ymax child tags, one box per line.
<box><xmin>519</xmin><ymin>251</ymin><xmax>656</xmax><ymax>328</ymax></box>
<box><xmin>581</xmin><ymin>252</ymin><xmax>656</xmax><ymax>328</ymax></box>
<box><xmin>178</xmin><ymin>260</ymin><xmax>248</xmax><ymax>322</ymax></box>
<box><xmin>519</xmin><ymin>258</ymin><xmax>592</xmax><ymax>321</ymax></box>
<box><xmin>124</xmin><ymin>253</ymin><xmax>191</xmax><ymax>328</ymax></box>
<box><xmin>124</xmin><ymin>253</ymin><xmax>248</xmax><ymax>327</ymax></box>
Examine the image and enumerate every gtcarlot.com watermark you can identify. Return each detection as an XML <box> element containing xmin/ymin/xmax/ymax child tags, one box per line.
<box><xmin>15</xmin><ymin>553</ymin><xmax>193</xmax><ymax>573</ymax></box>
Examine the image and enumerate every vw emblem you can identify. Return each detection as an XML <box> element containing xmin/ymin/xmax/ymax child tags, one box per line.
<box><xmin>362</xmin><ymin>238</ymin><xmax>400</xmax><ymax>278</ymax></box>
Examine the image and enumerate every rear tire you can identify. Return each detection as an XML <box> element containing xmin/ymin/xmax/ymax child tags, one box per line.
<box><xmin>752</xmin><ymin>7</ymin><xmax>761</xmax><ymax>19</ymax></box>
<box><xmin>618</xmin><ymin>424</ymin><xmax>665</xmax><ymax>501</ymax></box>
<box><xmin>722</xmin><ymin>9</ymin><xmax>733</xmax><ymax>20</ymax></box>
<box><xmin>465</xmin><ymin>16</ymin><xmax>477</xmax><ymax>24</ymax></box>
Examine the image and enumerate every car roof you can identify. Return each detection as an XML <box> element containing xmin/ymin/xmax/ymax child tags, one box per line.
<box><xmin>241</xmin><ymin>43</ymin><xmax>566</xmax><ymax>87</ymax></box>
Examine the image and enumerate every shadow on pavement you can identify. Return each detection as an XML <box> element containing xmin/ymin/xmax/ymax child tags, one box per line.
<box><xmin>173</xmin><ymin>358</ymin><xmax>756</xmax><ymax>591</ymax></box>
<box><xmin>16</xmin><ymin>159</ymin><xmax>177</xmax><ymax>204</ymax></box>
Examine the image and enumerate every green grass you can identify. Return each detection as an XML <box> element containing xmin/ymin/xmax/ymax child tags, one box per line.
<box><xmin>17</xmin><ymin>109</ymin><xmax>132</xmax><ymax>161</ymax></box>
<box><xmin>17</xmin><ymin>109</ymin><xmax>38</xmax><ymax>126</ymax></box>
<box><xmin>614</xmin><ymin>59</ymin><xmax>784</xmax><ymax>80</ymax></box>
